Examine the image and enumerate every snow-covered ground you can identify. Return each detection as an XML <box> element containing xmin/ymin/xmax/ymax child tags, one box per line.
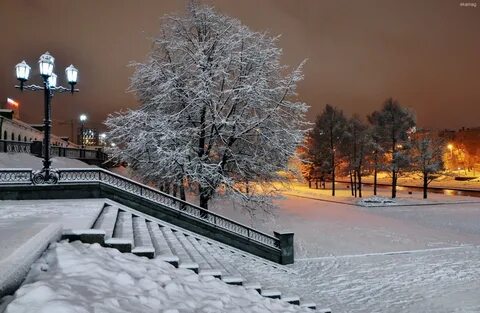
<box><xmin>1</xmin><ymin>241</ymin><xmax>310</xmax><ymax>313</ymax></box>
<box><xmin>0</xmin><ymin>153</ymin><xmax>94</xmax><ymax>170</ymax></box>
<box><xmin>1</xmin><ymin>153</ymin><xmax>480</xmax><ymax>312</ymax></box>
<box><xmin>0</xmin><ymin>200</ymin><xmax>103</xmax><ymax>263</ymax></box>
<box><xmin>210</xmin><ymin>193</ymin><xmax>480</xmax><ymax>313</ymax></box>
<box><xmin>348</xmin><ymin>172</ymin><xmax>480</xmax><ymax>191</ymax></box>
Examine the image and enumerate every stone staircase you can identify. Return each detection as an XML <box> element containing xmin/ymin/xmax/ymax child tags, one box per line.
<box><xmin>62</xmin><ymin>201</ymin><xmax>330</xmax><ymax>312</ymax></box>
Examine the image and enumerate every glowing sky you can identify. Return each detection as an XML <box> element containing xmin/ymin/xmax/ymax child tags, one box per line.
<box><xmin>0</xmin><ymin>0</ymin><xmax>478</xmax><ymax>137</ymax></box>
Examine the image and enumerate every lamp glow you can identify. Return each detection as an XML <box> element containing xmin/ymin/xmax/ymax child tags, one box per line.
<box><xmin>38</xmin><ymin>52</ymin><xmax>55</xmax><ymax>77</ymax></box>
<box><xmin>15</xmin><ymin>61</ymin><xmax>31</xmax><ymax>81</ymax></box>
<box><xmin>80</xmin><ymin>114</ymin><xmax>87</xmax><ymax>122</ymax></box>
<box><xmin>65</xmin><ymin>64</ymin><xmax>78</xmax><ymax>84</ymax></box>
<box><xmin>47</xmin><ymin>73</ymin><xmax>57</xmax><ymax>88</ymax></box>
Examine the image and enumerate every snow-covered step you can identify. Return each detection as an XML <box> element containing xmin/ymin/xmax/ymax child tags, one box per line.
<box><xmin>62</xmin><ymin>229</ymin><xmax>106</xmax><ymax>245</ymax></box>
<box><xmin>198</xmin><ymin>241</ymin><xmax>245</xmax><ymax>286</ymax></box>
<box><xmin>180</xmin><ymin>234</ymin><xmax>222</xmax><ymax>278</ymax></box>
<box><xmin>107</xmin><ymin>210</ymin><xmax>133</xmax><ymax>253</ymax></box>
<box><xmin>132</xmin><ymin>216</ymin><xmax>155</xmax><ymax>258</ymax></box>
<box><xmin>282</xmin><ymin>296</ymin><xmax>300</xmax><ymax>305</ymax></box>
<box><xmin>160</xmin><ymin>226</ymin><xmax>199</xmax><ymax>273</ymax></box>
<box><xmin>261</xmin><ymin>289</ymin><xmax>282</xmax><ymax>299</ymax></box>
<box><xmin>244</xmin><ymin>282</ymin><xmax>262</xmax><ymax>293</ymax></box>
<box><xmin>147</xmin><ymin>222</ymin><xmax>179</xmax><ymax>267</ymax></box>
<box><xmin>92</xmin><ymin>205</ymin><xmax>119</xmax><ymax>240</ymax></box>
<box><xmin>300</xmin><ymin>303</ymin><xmax>319</xmax><ymax>310</ymax></box>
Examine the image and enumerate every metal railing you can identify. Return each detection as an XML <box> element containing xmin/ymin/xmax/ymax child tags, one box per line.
<box><xmin>0</xmin><ymin>140</ymin><xmax>108</xmax><ymax>162</ymax></box>
<box><xmin>0</xmin><ymin>168</ymin><xmax>280</xmax><ymax>250</ymax></box>
<box><xmin>0</xmin><ymin>140</ymin><xmax>32</xmax><ymax>154</ymax></box>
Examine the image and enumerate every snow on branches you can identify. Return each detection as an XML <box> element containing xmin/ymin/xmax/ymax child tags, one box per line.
<box><xmin>105</xmin><ymin>4</ymin><xmax>309</xmax><ymax>210</ymax></box>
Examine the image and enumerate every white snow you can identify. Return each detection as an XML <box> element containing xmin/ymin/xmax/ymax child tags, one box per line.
<box><xmin>0</xmin><ymin>153</ymin><xmax>94</xmax><ymax>170</ymax></box>
<box><xmin>0</xmin><ymin>199</ymin><xmax>104</xmax><ymax>264</ymax></box>
<box><xmin>2</xmin><ymin>241</ymin><xmax>310</xmax><ymax>313</ymax></box>
<box><xmin>357</xmin><ymin>196</ymin><xmax>395</xmax><ymax>207</ymax></box>
<box><xmin>0</xmin><ymin>224</ymin><xmax>62</xmax><ymax>299</ymax></box>
<box><xmin>210</xmin><ymin>191</ymin><xmax>480</xmax><ymax>313</ymax></box>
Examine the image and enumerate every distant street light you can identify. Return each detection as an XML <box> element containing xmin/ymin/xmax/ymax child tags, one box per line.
<box><xmin>448</xmin><ymin>143</ymin><xmax>454</xmax><ymax>159</ymax></box>
<box><xmin>79</xmin><ymin>114</ymin><xmax>87</xmax><ymax>148</ymax></box>
<box><xmin>99</xmin><ymin>133</ymin><xmax>107</xmax><ymax>146</ymax></box>
<box><xmin>14</xmin><ymin>52</ymin><xmax>79</xmax><ymax>184</ymax></box>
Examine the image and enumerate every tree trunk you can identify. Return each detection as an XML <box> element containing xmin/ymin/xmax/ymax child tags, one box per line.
<box><xmin>392</xmin><ymin>171</ymin><xmax>397</xmax><ymax>198</ymax></box>
<box><xmin>331</xmin><ymin>153</ymin><xmax>336</xmax><ymax>196</ymax></box>
<box><xmin>308</xmin><ymin>180</ymin><xmax>312</xmax><ymax>188</ymax></box>
<box><xmin>315</xmin><ymin>180</ymin><xmax>318</xmax><ymax>189</ymax></box>
<box><xmin>199</xmin><ymin>194</ymin><xmax>209</xmax><ymax>210</ymax></box>
<box><xmin>353</xmin><ymin>170</ymin><xmax>357</xmax><ymax>198</ymax></box>
<box><xmin>179</xmin><ymin>181</ymin><xmax>186</xmax><ymax>201</ymax></box>
<box><xmin>349</xmin><ymin>171</ymin><xmax>354</xmax><ymax>196</ymax></box>
<box><xmin>423</xmin><ymin>173</ymin><xmax>428</xmax><ymax>199</ymax></box>
<box><xmin>172</xmin><ymin>184</ymin><xmax>177</xmax><ymax>197</ymax></box>
<box><xmin>357</xmin><ymin>170</ymin><xmax>362</xmax><ymax>198</ymax></box>
<box><xmin>373</xmin><ymin>153</ymin><xmax>378</xmax><ymax>196</ymax></box>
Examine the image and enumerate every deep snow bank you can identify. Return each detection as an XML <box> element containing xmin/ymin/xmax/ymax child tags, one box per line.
<box><xmin>2</xmin><ymin>241</ymin><xmax>309</xmax><ymax>313</ymax></box>
<box><xmin>0</xmin><ymin>224</ymin><xmax>62</xmax><ymax>299</ymax></box>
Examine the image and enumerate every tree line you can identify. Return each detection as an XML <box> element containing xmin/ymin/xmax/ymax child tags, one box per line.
<box><xmin>300</xmin><ymin>98</ymin><xmax>445</xmax><ymax>199</ymax></box>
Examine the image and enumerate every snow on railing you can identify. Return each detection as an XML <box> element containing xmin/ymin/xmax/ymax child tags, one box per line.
<box><xmin>0</xmin><ymin>168</ymin><xmax>280</xmax><ymax>250</ymax></box>
<box><xmin>0</xmin><ymin>140</ymin><xmax>32</xmax><ymax>154</ymax></box>
<box><xmin>0</xmin><ymin>140</ymin><xmax>107</xmax><ymax>161</ymax></box>
<box><xmin>0</xmin><ymin>168</ymin><xmax>33</xmax><ymax>184</ymax></box>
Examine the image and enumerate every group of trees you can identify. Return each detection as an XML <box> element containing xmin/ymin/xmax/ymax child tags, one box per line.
<box><xmin>301</xmin><ymin>98</ymin><xmax>445</xmax><ymax>199</ymax></box>
<box><xmin>105</xmin><ymin>4</ymin><xmax>308</xmax><ymax>211</ymax></box>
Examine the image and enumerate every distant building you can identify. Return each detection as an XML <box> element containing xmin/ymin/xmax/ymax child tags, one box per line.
<box><xmin>78</xmin><ymin>127</ymin><xmax>99</xmax><ymax>147</ymax></box>
<box><xmin>0</xmin><ymin>109</ymin><xmax>77</xmax><ymax>147</ymax></box>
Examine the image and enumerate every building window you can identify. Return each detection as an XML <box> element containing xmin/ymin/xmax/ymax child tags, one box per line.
<box><xmin>3</xmin><ymin>131</ymin><xmax>6</xmax><ymax>140</ymax></box>
<box><xmin>24</xmin><ymin>136</ymin><xmax>27</xmax><ymax>142</ymax></box>
<box><xmin>18</xmin><ymin>134</ymin><xmax>21</xmax><ymax>141</ymax></box>
<box><xmin>11</xmin><ymin>133</ymin><xmax>14</xmax><ymax>141</ymax></box>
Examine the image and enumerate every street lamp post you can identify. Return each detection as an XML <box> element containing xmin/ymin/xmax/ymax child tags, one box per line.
<box><xmin>15</xmin><ymin>52</ymin><xmax>79</xmax><ymax>184</ymax></box>
<box><xmin>79</xmin><ymin>114</ymin><xmax>87</xmax><ymax>148</ymax></box>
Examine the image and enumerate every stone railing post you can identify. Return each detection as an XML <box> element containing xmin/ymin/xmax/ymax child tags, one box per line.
<box><xmin>274</xmin><ymin>231</ymin><xmax>294</xmax><ymax>265</ymax></box>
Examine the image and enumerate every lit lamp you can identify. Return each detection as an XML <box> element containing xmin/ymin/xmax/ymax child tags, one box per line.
<box><xmin>38</xmin><ymin>52</ymin><xmax>55</xmax><ymax>77</ymax></box>
<box><xmin>65</xmin><ymin>65</ymin><xmax>78</xmax><ymax>93</ymax></box>
<box><xmin>99</xmin><ymin>133</ymin><xmax>107</xmax><ymax>146</ymax></box>
<box><xmin>448</xmin><ymin>144</ymin><xmax>454</xmax><ymax>159</ymax></box>
<box><xmin>48</xmin><ymin>73</ymin><xmax>57</xmax><ymax>88</ymax></box>
<box><xmin>13</xmin><ymin>51</ymin><xmax>80</xmax><ymax>184</ymax></box>
<box><xmin>79</xmin><ymin>114</ymin><xmax>87</xmax><ymax>148</ymax></box>
<box><xmin>15</xmin><ymin>61</ymin><xmax>31</xmax><ymax>91</ymax></box>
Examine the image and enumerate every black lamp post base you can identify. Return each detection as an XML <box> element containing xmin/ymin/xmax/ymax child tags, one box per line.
<box><xmin>32</xmin><ymin>169</ymin><xmax>59</xmax><ymax>185</ymax></box>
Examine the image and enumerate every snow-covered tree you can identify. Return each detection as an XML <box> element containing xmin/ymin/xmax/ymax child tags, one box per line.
<box><xmin>105</xmin><ymin>4</ymin><xmax>308</xmax><ymax>210</ymax></box>
<box><xmin>309</xmin><ymin>104</ymin><xmax>347</xmax><ymax>196</ymax></box>
<box><xmin>341</xmin><ymin>115</ymin><xmax>372</xmax><ymax>198</ymax></box>
<box><xmin>368</xmin><ymin>98</ymin><xmax>416</xmax><ymax>198</ymax></box>
<box><xmin>411</xmin><ymin>132</ymin><xmax>445</xmax><ymax>199</ymax></box>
